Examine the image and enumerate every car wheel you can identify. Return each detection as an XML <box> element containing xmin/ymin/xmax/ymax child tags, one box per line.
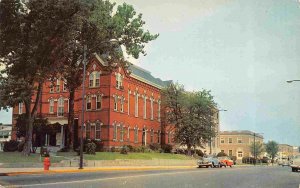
<box><xmin>292</xmin><ymin>168</ymin><xmax>296</xmax><ymax>172</ymax></box>
<box><xmin>230</xmin><ymin>165</ymin><xmax>232</xmax><ymax>168</ymax></box>
<box><xmin>206</xmin><ymin>165</ymin><xmax>209</xmax><ymax>168</ymax></box>
<box><xmin>212</xmin><ymin>163</ymin><xmax>215</xmax><ymax>168</ymax></box>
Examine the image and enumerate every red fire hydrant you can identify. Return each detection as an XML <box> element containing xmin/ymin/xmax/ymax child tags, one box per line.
<box><xmin>44</xmin><ymin>157</ymin><xmax>51</xmax><ymax>171</ymax></box>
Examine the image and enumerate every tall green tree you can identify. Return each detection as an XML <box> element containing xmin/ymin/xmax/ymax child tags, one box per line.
<box><xmin>162</xmin><ymin>83</ymin><xmax>217</xmax><ymax>155</ymax></box>
<box><xmin>250</xmin><ymin>141</ymin><xmax>264</xmax><ymax>159</ymax></box>
<box><xmin>56</xmin><ymin>0</ymin><xmax>158</xmax><ymax>150</ymax></box>
<box><xmin>0</xmin><ymin>0</ymin><xmax>86</xmax><ymax>155</ymax></box>
<box><xmin>265</xmin><ymin>141</ymin><xmax>279</xmax><ymax>164</ymax></box>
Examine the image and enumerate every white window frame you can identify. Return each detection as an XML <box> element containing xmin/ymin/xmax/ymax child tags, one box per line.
<box><xmin>120</xmin><ymin>97</ymin><xmax>124</xmax><ymax>113</ymax></box>
<box><xmin>135</xmin><ymin>93</ymin><xmax>139</xmax><ymax>117</ymax></box>
<box><xmin>50</xmin><ymin>83</ymin><xmax>54</xmax><ymax>93</ymax></box>
<box><xmin>237</xmin><ymin>138</ymin><xmax>242</xmax><ymax>144</ymax></box>
<box><xmin>96</xmin><ymin>95</ymin><xmax>102</xmax><ymax>110</ymax></box>
<box><xmin>49</xmin><ymin>99</ymin><xmax>54</xmax><ymax>114</ymax></box>
<box><xmin>86</xmin><ymin>95</ymin><xmax>92</xmax><ymax>111</ymax></box>
<box><xmin>18</xmin><ymin>102</ymin><xmax>23</xmax><ymax>114</ymax></box>
<box><xmin>113</xmin><ymin>95</ymin><xmax>118</xmax><ymax>111</ymax></box>
<box><xmin>63</xmin><ymin>79</ymin><xmax>67</xmax><ymax>92</ymax></box>
<box><xmin>238</xmin><ymin>151</ymin><xmax>243</xmax><ymax>158</ymax></box>
<box><xmin>150</xmin><ymin>98</ymin><xmax>154</xmax><ymax>120</ymax></box>
<box><xmin>143</xmin><ymin>96</ymin><xmax>147</xmax><ymax>119</ymax></box>
<box><xmin>116</xmin><ymin>73</ymin><xmax>123</xmax><ymax>89</ymax></box>
<box><xmin>120</xmin><ymin>124</ymin><xmax>124</xmax><ymax>142</ymax></box>
<box><xmin>89</xmin><ymin>71</ymin><xmax>100</xmax><ymax>88</ymax></box>
<box><xmin>228</xmin><ymin>137</ymin><xmax>233</xmax><ymax>144</ymax></box>
<box><xmin>57</xmin><ymin>97</ymin><xmax>64</xmax><ymax>117</ymax></box>
<box><xmin>56</xmin><ymin>79</ymin><xmax>60</xmax><ymax>92</ymax></box>
<box><xmin>134</xmin><ymin>127</ymin><xmax>138</xmax><ymax>143</ymax></box>
<box><xmin>220</xmin><ymin>138</ymin><xmax>225</xmax><ymax>144</ymax></box>
<box><xmin>157</xmin><ymin>100</ymin><xmax>161</xmax><ymax>122</ymax></box>
<box><xmin>113</xmin><ymin>123</ymin><xmax>118</xmax><ymax>141</ymax></box>
<box><xmin>95</xmin><ymin>122</ymin><xmax>101</xmax><ymax>140</ymax></box>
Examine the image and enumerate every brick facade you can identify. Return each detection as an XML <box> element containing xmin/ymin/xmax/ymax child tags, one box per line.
<box><xmin>12</xmin><ymin>55</ymin><xmax>173</xmax><ymax>150</ymax></box>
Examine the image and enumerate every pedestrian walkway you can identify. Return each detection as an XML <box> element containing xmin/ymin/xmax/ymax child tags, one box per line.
<box><xmin>0</xmin><ymin>166</ymin><xmax>197</xmax><ymax>176</ymax></box>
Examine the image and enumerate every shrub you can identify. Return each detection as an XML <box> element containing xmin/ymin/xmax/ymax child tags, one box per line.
<box><xmin>40</xmin><ymin>146</ymin><xmax>50</xmax><ymax>157</ymax></box>
<box><xmin>120</xmin><ymin>145</ymin><xmax>129</xmax><ymax>155</ymax></box>
<box><xmin>230</xmin><ymin>156</ymin><xmax>237</xmax><ymax>164</ymax></box>
<box><xmin>242</xmin><ymin>157</ymin><xmax>256</xmax><ymax>164</ymax></box>
<box><xmin>85</xmin><ymin>142</ymin><xmax>96</xmax><ymax>155</ymax></box>
<box><xmin>174</xmin><ymin>148</ymin><xmax>185</xmax><ymax>154</ymax></box>
<box><xmin>195</xmin><ymin>149</ymin><xmax>204</xmax><ymax>157</ymax></box>
<box><xmin>161</xmin><ymin>144</ymin><xmax>173</xmax><ymax>153</ymax></box>
<box><xmin>111</xmin><ymin>146</ymin><xmax>116</xmax><ymax>152</ymax></box>
<box><xmin>3</xmin><ymin>140</ymin><xmax>19</xmax><ymax>152</ymax></box>
<box><xmin>83</xmin><ymin>139</ymin><xmax>104</xmax><ymax>152</ymax></box>
<box><xmin>217</xmin><ymin>151</ymin><xmax>227</xmax><ymax>157</ymax></box>
<box><xmin>17</xmin><ymin>141</ymin><xmax>25</xmax><ymax>152</ymax></box>
<box><xmin>126</xmin><ymin>145</ymin><xmax>134</xmax><ymax>152</ymax></box>
<box><xmin>149</xmin><ymin>143</ymin><xmax>161</xmax><ymax>151</ymax></box>
<box><xmin>57</xmin><ymin>147</ymin><xmax>70</xmax><ymax>152</ymax></box>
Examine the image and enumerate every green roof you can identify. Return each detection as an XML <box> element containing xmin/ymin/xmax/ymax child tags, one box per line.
<box><xmin>128</xmin><ymin>64</ymin><xmax>172</xmax><ymax>89</ymax></box>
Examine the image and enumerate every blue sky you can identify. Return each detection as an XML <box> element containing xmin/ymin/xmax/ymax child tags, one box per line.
<box><xmin>1</xmin><ymin>0</ymin><xmax>300</xmax><ymax>146</ymax></box>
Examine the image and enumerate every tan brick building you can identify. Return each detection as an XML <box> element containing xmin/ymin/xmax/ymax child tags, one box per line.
<box><xmin>219</xmin><ymin>130</ymin><xmax>264</xmax><ymax>161</ymax></box>
<box><xmin>278</xmin><ymin>144</ymin><xmax>293</xmax><ymax>158</ymax></box>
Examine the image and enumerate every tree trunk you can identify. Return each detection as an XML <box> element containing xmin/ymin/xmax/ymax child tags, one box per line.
<box><xmin>23</xmin><ymin>114</ymin><xmax>34</xmax><ymax>156</ymax></box>
<box><xmin>187</xmin><ymin>144</ymin><xmax>192</xmax><ymax>156</ymax></box>
<box><xmin>67</xmin><ymin>89</ymin><xmax>75</xmax><ymax>150</ymax></box>
<box><xmin>23</xmin><ymin>82</ymin><xmax>43</xmax><ymax>156</ymax></box>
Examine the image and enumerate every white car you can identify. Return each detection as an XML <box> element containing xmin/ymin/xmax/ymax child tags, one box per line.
<box><xmin>290</xmin><ymin>155</ymin><xmax>300</xmax><ymax>172</ymax></box>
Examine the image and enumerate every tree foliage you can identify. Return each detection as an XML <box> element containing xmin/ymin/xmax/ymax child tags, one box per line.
<box><xmin>0</xmin><ymin>0</ymin><xmax>158</xmax><ymax>154</ymax></box>
<box><xmin>250</xmin><ymin>141</ymin><xmax>264</xmax><ymax>158</ymax></box>
<box><xmin>162</xmin><ymin>83</ymin><xmax>217</xmax><ymax>155</ymax></box>
<box><xmin>265</xmin><ymin>141</ymin><xmax>279</xmax><ymax>163</ymax></box>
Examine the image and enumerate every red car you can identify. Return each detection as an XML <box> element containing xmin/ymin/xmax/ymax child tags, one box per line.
<box><xmin>218</xmin><ymin>156</ymin><xmax>234</xmax><ymax>167</ymax></box>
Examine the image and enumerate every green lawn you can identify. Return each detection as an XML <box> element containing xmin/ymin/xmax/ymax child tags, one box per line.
<box><xmin>0</xmin><ymin>152</ymin><xmax>65</xmax><ymax>163</ymax></box>
<box><xmin>84</xmin><ymin>152</ymin><xmax>194</xmax><ymax>160</ymax></box>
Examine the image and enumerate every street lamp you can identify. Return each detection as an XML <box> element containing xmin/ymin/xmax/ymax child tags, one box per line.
<box><xmin>286</xmin><ymin>80</ymin><xmax>300</xmax><ymax>83</ymax></box>
<box><xmin>209</xmin><ymin>109</ymin><xmax>227</xmax><ymax>155</ymax></box>
<box><xmin>79</xmin><ymin>45</ymin><xmax>87</xmax><ymax>170</ymax></box>
<box><xmin>253</xmin><ymin>132</ymin><xmax>264</xmax><ymax>166</ymax></box>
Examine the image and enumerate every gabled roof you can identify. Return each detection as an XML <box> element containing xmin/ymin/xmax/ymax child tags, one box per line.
<box><xmin>94</xmin><ymin>53</ymin><xmax>172</xmax><ymax>89</ymax></box>
<box><xmin>128</xmin><ymin>64</ymin><xmax>172</xmax><ymax>89</ymax></box>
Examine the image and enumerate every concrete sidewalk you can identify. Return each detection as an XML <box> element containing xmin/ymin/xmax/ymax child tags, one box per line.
<box><xmin>0</xmin><ymin>166</ymin><xmax>197</xmax><ymax>176</ymax></box>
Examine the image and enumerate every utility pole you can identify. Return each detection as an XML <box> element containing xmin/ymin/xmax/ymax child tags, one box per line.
<box><xmin>254</xmin><ymin>133</ymin><xmax>256</xmax><ymax>166</ymax></box>
<box><xmin>79</xmin><ymin>45</ymin><xmax>87</xmax><ymax>169</ymax></box>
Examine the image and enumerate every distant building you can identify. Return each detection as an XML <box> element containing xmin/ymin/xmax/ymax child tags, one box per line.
<box><xmin>219</xmin><ymin>130</ymin><xmax>264</xmax><ymax>161</ymax></box>
<box><xmin>278</xmin><ymin>144</ymin><xmax>293</xmax><ymax>158</ymax></box>
<box><xmin>293</xmin><ymin>146</ymin><xmax>300</xmax><ymax>156</ymax></box>
<box><xmin>0</xmin><ymin>124</ymin><xmax>12</xmax><ymax>151</ymax></box>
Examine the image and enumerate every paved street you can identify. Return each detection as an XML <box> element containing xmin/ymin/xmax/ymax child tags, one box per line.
<box><xmin>0</xmin><ymin>166</ymin><xmax>299</xmax><ymax>188</ymax></box>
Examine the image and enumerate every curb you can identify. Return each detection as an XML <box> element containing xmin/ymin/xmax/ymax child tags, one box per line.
<box><xmin>0</xmin><ymin>166</ymin><xmax>197</xmax><ymax>176</ymax></box>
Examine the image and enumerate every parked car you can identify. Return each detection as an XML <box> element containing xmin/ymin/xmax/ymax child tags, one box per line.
<box><xmin>278</xmin><ymin>157</ymin><xmax>289</xmax><ymax>167</ymax></box>
<box><xmin>218</xmin><ymin>156</ymin><xmax>234</xmax><ymax>167</ymax></box>
<box><xmin>290</xmin><ymin>155</ymin><xmax>300</xmax><ymax>172</ymax></box>
<box><xmin>197</xmin><ymin>155</ymin><xmax>221</xmax><ymax>168</ymax></box>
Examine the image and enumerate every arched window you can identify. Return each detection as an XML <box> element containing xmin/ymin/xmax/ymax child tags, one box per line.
<box><xmin>120</xmin><ymin>124</ymin><xmax>124</xmax><ymax>142</ymax></box>
<box><xmin>134</xmin><ymin>127</ymin><xmax>138</xmax><ymax>143</ymax></box>
<box><xmin>116</xmin><ymin>72</ymin><xmax>123</xmax><ymax>89</ymax></box>
<box><xmin>49</xmin><ymin>99</ymin><xmax>54</xmax><ymax>113</ymax></box>
<box><xmin>150</xmin><ymin>129</ymin><xmax>154</xmax><ymax>143</ymax></box>
<box><xmin>95</xmin><ymin>122</ymin><xmax>102</xmax><ymax>140</ymax></box>
<box><xmin>96</xmin><ymin>95</ymin><xmax>102</xmax><ymax>110</ymax></box>
<box><xmin>113</xmin><ymin>123</ymin><xmax>117</xmax><ymax>140</ymax></box>
<box><xmin>86</xmin><ymin>95</ymin><xmax>91</xmax><ymax>110</ymax></box>
<box><xmin>57</xmin><ymin>97</ymin><xmax>64</xmax><ymax>117</ymax></box>
<box><xmin>89</xmin><ymin>71</ymin><xmax>100</xmax><ymax>87</ymax></box>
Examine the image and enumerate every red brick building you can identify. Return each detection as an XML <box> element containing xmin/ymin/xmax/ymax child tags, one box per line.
<box><xmin>12</xmin><ymin>54</ymin><xmax>172</xmax><ymax>150</ymax></box>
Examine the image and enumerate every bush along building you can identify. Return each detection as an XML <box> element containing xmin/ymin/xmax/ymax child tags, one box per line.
<box><xmin>11</xmin><ymin>55</ymin><xmax>173</xmax><ymax>151</ymax></box>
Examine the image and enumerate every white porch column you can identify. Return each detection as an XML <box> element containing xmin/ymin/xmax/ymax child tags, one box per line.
<box><xmin>60</xmin><ymin>126</ymin><xmax>64</xmax><ymax>148</ymax></box>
